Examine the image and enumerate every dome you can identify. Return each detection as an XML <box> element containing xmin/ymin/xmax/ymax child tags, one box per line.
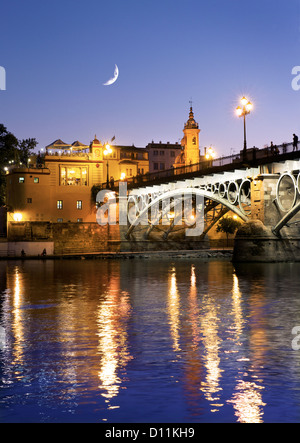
<box><xmin>184</xmin><ymin>107</ymin><xmax>199</xmax><ymax>130</ymax></box>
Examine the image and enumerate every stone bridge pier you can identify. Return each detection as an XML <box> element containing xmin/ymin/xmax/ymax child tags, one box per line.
<box><xmin>234</xmin><ymin>171</ymin><xmax>300</xmax><ymax>262</ymax></box>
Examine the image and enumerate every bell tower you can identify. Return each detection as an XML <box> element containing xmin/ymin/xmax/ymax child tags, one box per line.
<box><xmin>181</xmin><ymin>107</ymin><xmax>200</xmax><ymax>165</ymax></box>
<box><xmin>90</xmin><ymin>135</ymin><xmax>103</xmax><ymax>160</ymax></box>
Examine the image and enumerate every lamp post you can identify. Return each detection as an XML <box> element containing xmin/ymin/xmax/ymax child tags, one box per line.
<box><xmin>204</xmin><ymin>146</ymin><xmax>216</xmax><ymax>160</ymax></box>
<box><xmin>103</xmin><ymin>144</ymin><xmax>112</xmax><ymax>188</ymax></box>
<box><xmin>204</xmin><ymin>146</ymin><xmax>216</xmax><ymax>167</ymax></box>
<box><xmin>236</xmin><ymin>96</ymin><xmax>253</xmax><ymax>160</ymax></box>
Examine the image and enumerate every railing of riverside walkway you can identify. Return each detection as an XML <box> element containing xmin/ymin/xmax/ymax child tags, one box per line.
<box><xmin>103</xmin><ymin>141</ymin><xmax>296</xmax><ymax>190</ymax></box>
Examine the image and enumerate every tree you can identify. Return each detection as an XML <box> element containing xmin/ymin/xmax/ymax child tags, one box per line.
<box><xmin>0</xmin><ymin>124</ymin><xmax>19</xmax><ymax>165</ymax></box>
<box><xmin>216</xmin><ymin>215</ymin><xmax>242</xmax><ymax>246</ymax></box>
<box><xmin>0</xmin><ymin>124</ymin><xmax>38</xmax><ymax>205</ymax></box>
<box><xmin>18</xmin><ymin>138</ymin><xmax>38</xmax><ymax>165</ymax></box>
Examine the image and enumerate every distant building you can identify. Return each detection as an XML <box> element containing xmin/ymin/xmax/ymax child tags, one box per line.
<box><xmin>6</xmin><ymin>136</ymin><xmax>149</xmax><ymax>227</ymax></box>
<box><xmin>146</xmin><ymin>141</ymin><xmax>183</xmax><ymax>173</ymax></box>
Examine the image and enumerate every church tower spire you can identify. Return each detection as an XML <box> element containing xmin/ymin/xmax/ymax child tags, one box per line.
<box><xmin>182</xmin><ymin>106</ymin><xmax>201</xmax><ymax>165</ymax></box>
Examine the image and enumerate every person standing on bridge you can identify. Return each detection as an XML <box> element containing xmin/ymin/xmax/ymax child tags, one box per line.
<box><xmin>293</xmin><ymin>134</ymin><xmax>298</xmax><ymax>151</ymax></box>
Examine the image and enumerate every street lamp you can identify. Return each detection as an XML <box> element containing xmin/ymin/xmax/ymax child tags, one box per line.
<box><xmin>236</xmin><ymin>96</ymin><xmax>253</xmax><ymax>159</ymax></box>
<box><xmin>13</xmin><ymin>212</ymin><xmax>23</xmax><ymax>222</ymax></box>
<box><xmin>103</xmin><ymin>144</ymin><xmax>112</xmax><ymax>188</ymax></box>
<box><xmin>204</xmin><ymin>146</ymin><xmax>216</xmax><ymax>160</ymax></box>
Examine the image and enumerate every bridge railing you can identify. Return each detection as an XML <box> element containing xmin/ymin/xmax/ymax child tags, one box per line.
<box><xmin>102</xmin><ymin>142</ymin><xmax>295</xmax><ymax>190</ymax></box>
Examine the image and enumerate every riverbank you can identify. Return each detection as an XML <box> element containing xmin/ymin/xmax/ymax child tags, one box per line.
<box><xmin>0</xmin><ymin>249</ymin><xmax>233</xmax><ymax>261</ymax></box>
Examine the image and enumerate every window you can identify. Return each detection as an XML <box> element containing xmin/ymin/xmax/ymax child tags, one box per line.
<box><xmin>57</xmin><ymin>218</ymin><xmax>63</xmax><ymax>223</ymax></box>
<box><xmin>171</xmin><ymin>151</ymin><xmax>175</xmax><ymax>157</ymax></box>
<box><xmin>60</xmin><ymin>167</ymin><xmax>87</xmax><ymax>186</ymax></box>
<box><xmin>19</xmin><ymin>177</ymin><xmax>25</xmax><ymax>183</ymax></box>
<box><xmin>57</xmin><ymin>200</ymin><xmax>63</xmax><ymax>209</ymax></box>
<box><xmin>77</xmin><ymin>218</ymin><xmax>83</xmax><ymax>223</ymax></box>
<box><xmin>153</xmin><ymin>163</ymin><xmax>158</xmax><ymax>170</ymax></box>
<box><xmin>153</xmin><ymin>150</ymin><xmax>158</xmax><ymax>156</ymax></box>
<box><xmin>160</xmin><ymin>150</ymin><xmax>165</xmax><ymax>156</ymax></box>
<box><xmin>34</xmin><ymin>177</ymin><xmax>39</xmax><ymax>183</ymax></box>
<box><xmin>76</xmin><ymin>200</ymin><xmax>82</xmax><ymax>209</ymax></box>
<box><xmin>160</xmin><ymin>163</ymin><xmax>165</xmax><ymax>170</ymax></box>
<box><xmin>27</xmin><ymin>198</ymin><xmax>32</xmax><ymax>204</ymax></box>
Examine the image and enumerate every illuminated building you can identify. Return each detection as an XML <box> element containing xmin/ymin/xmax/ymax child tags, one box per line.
<box><xmin>5</xmin><ymin>136</ymin><xmax>148</xmax><ymax>227</ymax></box>
<box><xmin>174</xmin><ymin>107</ymin><xmax>201</xmax><ymax>168</ymax></box>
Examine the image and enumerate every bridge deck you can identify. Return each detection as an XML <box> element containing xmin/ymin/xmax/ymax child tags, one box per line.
<box><xmin>106</xmin><ymin>143</ymin><xmax>300</xmax><ymax>191</ymax></box>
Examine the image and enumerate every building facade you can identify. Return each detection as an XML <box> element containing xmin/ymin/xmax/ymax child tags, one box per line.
<box><xmin>146</xmin><ymin>141</ymin><xmax>183</xmax><ymax>173</ymax></box>
<box><xmin>6</xmin><ymin>137</ymin><xmax>149</xmax><ymax>227</ymax></box>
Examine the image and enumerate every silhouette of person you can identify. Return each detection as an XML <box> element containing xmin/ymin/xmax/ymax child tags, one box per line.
<box><xmin>293</xmin><ymin>134</ymin><xmax>298</xmax><ymax>151</ymax></box>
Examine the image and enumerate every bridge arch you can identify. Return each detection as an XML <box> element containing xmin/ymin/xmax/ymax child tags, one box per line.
<box><xmin>126</xmin><ymin>187</ymin><xmax>250</xmax><ymax>238</ymax></box>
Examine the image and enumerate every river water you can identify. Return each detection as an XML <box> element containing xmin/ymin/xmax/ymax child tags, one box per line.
<box><xmin>0</xmin><ymin>258</ymin><xmax>299</xmax><ymax>423</ymax></box>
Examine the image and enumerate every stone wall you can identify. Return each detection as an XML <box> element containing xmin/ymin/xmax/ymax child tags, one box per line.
<box><xmin>233</xmin><ymin>220</ymin><xmax>300</xmax><ymax>262</ymax></box>
<box><xmin>0</xmin><ymin>241</ymin><xmax>54</xmax><ymax>257</ymax></box>
<box><xmin>119</xmin><ymin>224</ymin><xmax>210</xmax><ymax>251</ymax></box>
<box><xmin>7</xmin><ymin>221</ymin><xmax>121</xmax><ymax>254</ymax></box>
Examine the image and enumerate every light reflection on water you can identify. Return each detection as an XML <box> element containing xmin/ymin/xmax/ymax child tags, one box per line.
<box><xmin>0</xmin><ymin>259</ymin><xmax>300</xmax><ymax>423</ymax></box>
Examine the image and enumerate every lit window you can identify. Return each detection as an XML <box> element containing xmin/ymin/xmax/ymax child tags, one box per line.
<box><xmin>60</xmin><ymin>167</ymin><xmax>87</xmax><ymax>186</ymax></box>
<box><xmin>57</xmin><ymin>218</ymin><xmax>63</xmax><ymax>223</ymax></box>
<box><xmin>77</xmin><ymin>218</ymin><xmax>83</xmax><ymax>223</ymax></box>
<box><xmin>77</xmin><ymin>200</ymin><xmax>82</xmax><ymax>209</ymax></box>
<box><xmin>19</xmin><ymin>177</ymin><xmax>25</xmax><ymax>183</ymax></box>
<box><xmin>57</xmin><ymin>200</ymin><xmax>63</xmax><ymax>209</ymax></box>
<box><xmin>34</xmin><ymin>177</ymin><xmax>39</xmax><ymax>183</ymax></box>
<box><xmin>27</xmin><ymin>198</ymin><xmax>32</xmax><ymax>204</ymax></box>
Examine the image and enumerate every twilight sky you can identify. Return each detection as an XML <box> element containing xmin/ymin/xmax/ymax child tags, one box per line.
<box><xmin>0</xmin><ymin>0</ymin><xmax>299</xmax><ymax>157</ymax></box>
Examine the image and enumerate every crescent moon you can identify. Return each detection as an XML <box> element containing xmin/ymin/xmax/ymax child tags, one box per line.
<box><xmin>103</xmin><ymin>64</ymin><xmax>119</xmax><ymax>86</ymax></box>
